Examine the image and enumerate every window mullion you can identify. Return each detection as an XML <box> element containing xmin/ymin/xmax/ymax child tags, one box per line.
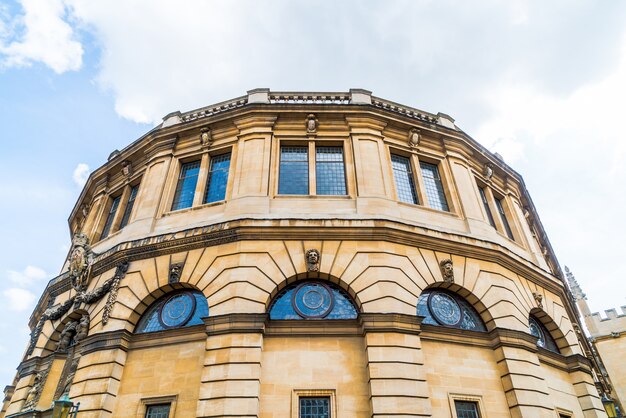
<box><xmin>412</xmin><ymin>154</ymin><xmax>428</xmax><ymax>206</ymax></box>
<box><xmin>193</xmin><ymin>153</ymin><xmax>210</xmax><ymax>206</ymax></box>
<box><xmin>308</xmin><ymin>142</ymin><xmax>316</xmax><ymax>195</ymax></box>
<box><xmin>110</xmin><ymin>185</ymin><xmax>131</xmax><ymax>234</ymax></box>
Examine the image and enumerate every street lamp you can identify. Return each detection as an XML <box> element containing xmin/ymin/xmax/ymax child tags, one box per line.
<box><xmin>52</xmin><ymin>394</ymin><xmax>79</xmax><ymax>418</ymax></box>
<box><xmin>601</xmin><ymin>393</ymin><xmax>618</xmax><ymax>418</ymax></box>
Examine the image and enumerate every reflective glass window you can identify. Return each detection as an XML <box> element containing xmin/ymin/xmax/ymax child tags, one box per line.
<box><xmin>391</xmin><ymin>154</ymin><xmax>418</xmax><ymax>204</ymax></box>
<box><xmin>279</xmin><ymin>146</ymin><xmax>309</xmax><ymax>194</ymax></box>
<box><xmin>420</xmin><ymin>162</ymin><xmax>449</xmax><ymax>211</ymax></box>
<box><xmin>495</xmin><ymin>198</ymin><xmax>514</xmax><ymax>240</ymax></box>
<box><xmin>478</xmin><ymin>187</ymin><xmax>496</xmax><ymax>228</ymax></box>
<box><xmin>529</xmin><ymin>316</ymin><xmax>560</xmax><ymax>353</ymax></box>
<box><xmin>417</xmin><ymin>289</ymin><xmax>486</xmax><ymax>332</ymax></box>
<box><xmin>120</xmin><ymin>184</ymin><xmax>139</xmax><ymax>229</ymax></box>
<box><xmin>204</xmin><ymin>153</ymin><xmax>231</xmax><ymax>203</ymax></box>
<box><xmin>171</xmin><ymin>160</ymin><xmax>201</xmax><ymax>211</ymax></box>
<box><xmin>145</xmin><ymin>404</ymin><xmax>170</xmax><ymax>418</ymax></box>
<box><xmin>454</xmin><ymin>401</ymin><xmax>480</xmax><ymax>418</ymax></box>
<box><xmin>135</xmin><ymin>290</ymin><xmax>208</xmax><ymax>333</ymax></box>
<box><xmin>269</xmin><ymin>281</ymin><xmax>358</xmax><ymax>320</ymax></box>
<box><xmin>101</xmin><ymin>195</ymin><xmax>121</xmax><ymax>239</ymax></box>
<box><xmin>300</xmin><ymin>397</ymin><xmax>330</xmax><ymax>418</ymax></box>
<box><xmin>316</xmin><ymin>146</ymin><xmax>346</xmax><ymax>195</ymax></box>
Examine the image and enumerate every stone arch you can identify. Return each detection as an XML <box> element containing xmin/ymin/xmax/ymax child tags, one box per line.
<box><xmin>127</xmin><ymin>282</ymin><xmax>207</xmax><ymax>331</ymax></box>
<box><xmin>420</xmin><ymin>282</ymin><xmax>495</xmax><ymax>331</ymax></box>
<box><xmin>529</xmin><ymin>307</ymin><xmax>571</xmax><ymax>355</ymax></box>
<box><xmin>265</xmin><ymin>273</ymin><xmax>363</xmax><ymax>314</ymax></box>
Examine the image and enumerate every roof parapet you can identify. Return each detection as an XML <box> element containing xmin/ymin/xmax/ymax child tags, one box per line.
<box><xmin>162</xmin><ymin>110</ymin><xmax>182</xmax><ymax>128</ymax></box>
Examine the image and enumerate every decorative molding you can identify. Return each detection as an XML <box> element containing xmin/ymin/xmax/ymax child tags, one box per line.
<box><xmin>121</xmin><ymin>160</ymin><xmax>133</xmax><ymax>180</ymax></box>
<box><xmin>21</xmin><ymin>368</ymin><xmax>49</xmax><ymax>411</ymax></box>
<box><xmin>67</xmin><ymin>233</ymin><xmax>95</xmax><ymax>292</ymax></box>
<box><xmin>102</xmin><ymin>261</ymin><xmax>130</xmax><ymax>325</ymax></box>
<box><xmin>483</xmin><ymin>163</ymin><xmax>494</xmax><ymax>180</ymax></box>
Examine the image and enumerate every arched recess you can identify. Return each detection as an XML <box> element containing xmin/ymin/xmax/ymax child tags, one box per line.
<box><xmin>266</xmin><ymin>275</ymin><xmax>362</xmax><ymax>319</ymax></box>
<box><xmin>529</xmin><ymin>308</ymin><xmax>571</xmax><ymax>355</ymax></box>
<box><xmin>44</xmin><ymin>309</ymin><xmax>89</xmax><ymax>353</ymax></box>
<box><xmin>418</xmin><ymin>282</ymin><xmax>495</xmax><ymax>331</ymax></box>
<box><xmin>127</xmin><ymin>282</ymin><xmax>208</xmax><ymax>332</ymax></box>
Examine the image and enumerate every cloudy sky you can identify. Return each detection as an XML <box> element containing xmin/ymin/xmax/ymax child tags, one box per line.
<box><xmin>1</xmin><ymin>0</ymin><xmax>625</xmax><ymax>386</ymax></box>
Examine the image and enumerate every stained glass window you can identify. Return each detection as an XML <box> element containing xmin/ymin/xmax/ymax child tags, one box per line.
<box><xmin>300</xmin><ymin>397</ymin><xmax>330</xmax><ymax>418</ymax></box>
<box><xmin>279</xmin><ymin>146</ymin><xmax>308</xmax><ymax>194</ymax></box>
<box><xmin>391</xmin><ymin>154</ymin><xmax>418</xmax><ymax>204</ymax></box>
<box><xmin>120</xmin><ymin>184</ymin><xmax>139</xmax><ymax>229</ymax></box>
<box><xmin>269</xmin><ymin>281</ymin><xmax>358</xmax><ymax>320</ymax></box>
<box><xmin>495</xmin><ymin>198</ymin><xmax>514</xmax><ymax>240</ymax></box>
<box><xmin>454</xmin><ymin>401</ymin><xmax>480</xmax><ymax>418</ymax></box>
<box><xmin>420</xmin><ymin>162</ymin><xmax>449</xmax><ymax>211</ymax></box>
<box><xmin>316</xmin><ymin>146</ymin><xmax>346</xmax><ymax>195</ymax></box>
<box><xmin>135</xmin><ymin>290</ymin><xmax>208</xmax><ymax>333</ymax></box>
<box><xmin>478</xmin><ymin>187</ymin><xmax>495</xmax><ymax>228</ymax></box>
<box><xmin>171</xmin><ymin>160</ymin><xmax>201</xmax><ymax>211</ymax></box>
<box><xmin>417</xmin><ymin>289</ymin><xmax>486</xmax><ymax>332</ymax></box>
<box><xmin>101</xmin><ymin>195</ymin><xmax>121</xmax><ymax>239</ymax></box>
<box><xmin>529</xmin><ymin>316</ymin><xmax>560</xmax><ymax>353</ymax></box>
<box><xmin>204</xmin><ymin>153</ymin><xmax>231</xmax><ymax>203</ymax></box>
<box><xmin>145</xmin><ymin>404</ymin><xmax>170</xmax><ymax>418</ymax></box>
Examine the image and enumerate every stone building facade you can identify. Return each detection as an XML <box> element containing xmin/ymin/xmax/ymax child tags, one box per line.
<box><xmin>0</xmin><ymin>89</ymin><xmax>610</xmax><ymax>417</ymax></box>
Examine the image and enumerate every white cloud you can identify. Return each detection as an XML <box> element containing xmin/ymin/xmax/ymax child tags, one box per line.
<box><xmin>0</xmin><ymin>0</ymin><xmax>83</xmax><ymax>73</ymax></box>
<box><xmin>2</xmin><ymin>288</ymin><xmax>36</xmax><ymax>312</ymax></box>
<box><xmin>7</xmin><ymin>265</ymin><xmax>48</xmax><ymax>287</ymax></box>
<box><xmin>72</xmin><ymin>163</ymin><xmax>89</xmax><ymax>187</ymax></box>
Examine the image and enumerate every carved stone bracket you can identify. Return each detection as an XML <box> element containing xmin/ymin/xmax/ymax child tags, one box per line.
<box><xmin>306</xmin><ymin>114</ymin><xmax>318</xmax><ymax>135</ymax></box>
<box><xmin>532</xmin><ymin>291</ymin><xmax>544</xmax><ymax>309</ymax></box>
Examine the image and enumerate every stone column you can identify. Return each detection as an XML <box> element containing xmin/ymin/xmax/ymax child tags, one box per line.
<box><xmin>361</xmin><ymin>313</ymin><xmax>432</xmax><ymax>417</ymax></box>
<box><xmin>196</xmin><ymin>314</ymin><xmax>265</xmax><ymax>418</ymax></box>
<box><xmin>567</xmin><ymin>356</ymin><xmax>607</xmax><ymax>418</ymax></box>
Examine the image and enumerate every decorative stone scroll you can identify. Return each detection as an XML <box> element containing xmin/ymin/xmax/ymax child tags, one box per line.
<box><xmin>439</xmin><ymin>259</ymin><xmax>454</xmax><ymax>283</ymax></box>
<box><xmin>305</xmin><ymin>249</ymin><xmax>320</xmax><ymax>272</ymax></box>
<box><xmin>27</xmin><ymin>260</ymin><xmax>129</xmax><ymax>355</ymax></box>
<box><xmin>68</xmin><ymin>233</ymin><xmax>94</xmax><ymax>292</ymax></box>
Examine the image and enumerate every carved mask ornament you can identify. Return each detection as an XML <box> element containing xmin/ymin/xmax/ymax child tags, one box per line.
<box><xmin>408</xmin><ymin>128</ymin><xmax>420</xmax><ymax>147</ymax></box>
<box><xmin>532</xmin><ymin>291</ymin><xmax>543</xmax><ymax>309</ymax></box>
<box><xmin>306</xmin><ymin>249</ymin><xmax>320</xmax><ymax>272</ymax></box>
<box><xmin>200</xmin><ymin>127</ymin><xmax>212</xmax><ymax>148</ymax></box>
<box><xmin>439</xmin><ymin>259</ymin><xmax>454</xmax><ymax>283</ymax></box>
<box><xmin>306</xmin><ymin>114</ymin><xmax>318</xmax><ymax>134</ymax></box>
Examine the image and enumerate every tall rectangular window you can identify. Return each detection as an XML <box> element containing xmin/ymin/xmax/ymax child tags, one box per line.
<box><xmin>101</xmin><ymin>195</ymin><xmax>121</xmax><ymax>239</ymax></box>
<box><xmin>299</xmin><ymin>397</ymin><xmax>330</xmax><ymax>418</ymax></box>
<box><xmin>478</xmin><ymin>187</ymin><xmax>495</xmax><ymax>227</ymax></box>
<box><xmin>454</xmin><ymin>400</ymin><xmax>480</xmax><ymax>418</ymax></box>
<box><xmin>495</xmin><ymin>198</ymin><xmax>514</xmax><ymax>240</ymax></box>
<box><xmin>171</xmin><ymin>160</ymin><xmax>201</xmax><ymax>211</ymax></box>
<box><xmin>119</xmin><ymin>184</ymin><xmax>139</xmax><ymax>229</ymax></box>
<box><xmin>391</xmin><ymin>154</ymin><xmax>418</xmax><ymax>204</ymax></box>
<box><xmin>420</xmin><ymin>161</ymin><xmax>449</xmax><ymax>211</ymax></box>
<box><xmin>279</xmin><ymin>146</ymin><xmax>308</xmax><ymax>195</ymax></box>
<box><xmin>204</xmin><ymin>153</ymin><xmax>231</xmax><ymax>203</ymax></box>
<box><xmin>145</xmin><ymin>404</ymin><xmax>170</xmax><ymax>418</ymax></box>
<box><xmin>316</xmin><ymin>146</ymin><xmax>346</xmax><ymax>195</ymax></box>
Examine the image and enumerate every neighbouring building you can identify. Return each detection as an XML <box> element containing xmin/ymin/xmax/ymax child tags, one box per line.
<box><xmin>0</xmin><ymin>89</ymin><xmax>613</xmax><ymax>417</ymax></box>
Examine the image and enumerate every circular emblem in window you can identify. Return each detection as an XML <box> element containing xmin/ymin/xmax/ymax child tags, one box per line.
<box><xmin>529</xmin><ymin>317</ymin><xmax>546</xmax><ymax>348</ymax></box>
<box><xmin>158</xmin><ymin>292</ymin><xmax>196</xmax><ymax>329</ymax></box>
<box><xmin>428</xmin><ymin>292</ymin><xmax>462</xmax><ymax>326</ymax></box>
<box><xmin>292</xmin><ymin>282</ymin><xmax>334</xmax><ymax>318</ymax></box>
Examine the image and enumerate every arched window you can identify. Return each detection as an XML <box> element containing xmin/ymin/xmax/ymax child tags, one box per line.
<box><xmin>529</xmin><ymin>316</ymin><xmax>559</xmax><ymax>353</ymax></box>
<box><xmin>417</xmin><ymin>289</ymin><xmax>486</xmax><ymax>332</ymax></box>
<box><xmin>135</xmin><ymin>290</ymin><xmax>208</xmax><ymax>333</ymax></box>
<box><xmin>269</xmin><ymin>281</ymin><xmax>358</xmax><ymax>320</ymax></box>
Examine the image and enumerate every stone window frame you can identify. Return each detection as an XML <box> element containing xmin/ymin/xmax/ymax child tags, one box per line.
<box><xmin>162</xmin><ymin>145</ymin><xmax>235</xmax><ymax>216</ymax></box>
<box><xmin>448</xmin><ymin>392</ymin><xmax>486</xmax><ymax>418</ymax></box>
<box><xmin>137</xmin><ymin>394</ymin><xmax>178</xmax><ymax>418</ymax></box>
<box><xmin>291</xmin><ymin>389</ymin><xmax>336</xmax><ymax>418</ymax></box>
<box><xmin>95</xmin><ymin>177</ymin><xmax>142</xmax><ymax>242</ymax></box>
<box><xmin>273</xmin><ymin>137</ymin><xmax>354</xmax><ymax>198</ymax></box>
<box><xmin>555</xmin><ymin>407</ymin><xmax>573</xmax><ymax>418</ymax></box>
<box><xmin>474</xmin><ymin>178</ymin><xmax>520</xmax><ymax>243</ymax></box>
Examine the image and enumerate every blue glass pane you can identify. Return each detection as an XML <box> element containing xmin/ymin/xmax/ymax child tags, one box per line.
<box><xmin>391</xmin><ymin>154</ymin><xmax>418</xmax><ymax>204</ymax></box>
<box><xmin>204</xmin><ymin>153</ymin><xmax>231</xmax><ymax>203</ymax></box>
<box><xmin>135</xmin><ymin>291</ymin><xmax>208</xmax><ymax>333</ymax></box>
<box><xmin>316</xmin><ymin>147</ymin><xmax>346</xmax><ymax>195</ymax></box>
<box><xmin>171</xmin><ymin>161</ymin><xmax>201</xmax><ymax>210</ymax></box>
<box><xmin>279</xmin><ymin>147</ymin><xmax>308</xmax><ymax>194</ymax></box>
<box><xmin>529</xmin><ymin>316</ymin><xmax>559</xmax><ymax>353</ymax></box>
<box><xmin>101</xmin><ymin>195</ymin><xmax>121</xmax><ymax>239</ymax></box>
<box><xmin>270</xmin><ymin>281</ymin><xmax>358</xmax><ymax>320</ymax></box>
<box><xmin>300</xmin><ymin>397</ymin><xmax>330</xmax><ymax>418</ymax></box>
<box><xmin>120</xmin><ymin>184</ymin><xmax>139</xmax><ymax>229</ymax></box>
<box><xmin>417</xmin><ymin>289</ymin><xmax>486</xmax><ymax>332</ymax></box>
<box><xmin>420</xmin><ymin>162</ymin><xmax>449</xmax><ymax>211</ymax></box>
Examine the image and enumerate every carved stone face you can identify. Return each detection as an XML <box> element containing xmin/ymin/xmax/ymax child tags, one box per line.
<box><xmin>307</xmin><ymin>118</ymin><xmax>316</xmax><ymax>132</ymax></box>
<box><xmin>443</xmin><ymin>262</ymin><xmax>453</xmax><ymax>275</ymax></box>
<box><xmin>307</xmin><ymin>250</ymin><xmax>319</xmax><ymax>265</ymax></box>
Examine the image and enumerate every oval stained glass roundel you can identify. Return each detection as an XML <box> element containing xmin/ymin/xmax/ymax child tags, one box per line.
<box><xmin>292</xmin><ymin>282</ymin><xmax>334</xmax><ymax>318</ymax></box>
<box><xmin>159</xmin><ymin>292</ymin><xmax>196</xmax><ymax>328</ymax></box>
<box><xmin>428</xmin><ymin>291</ymin><xmax>462</xmax><ymax>326</ymax></box>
